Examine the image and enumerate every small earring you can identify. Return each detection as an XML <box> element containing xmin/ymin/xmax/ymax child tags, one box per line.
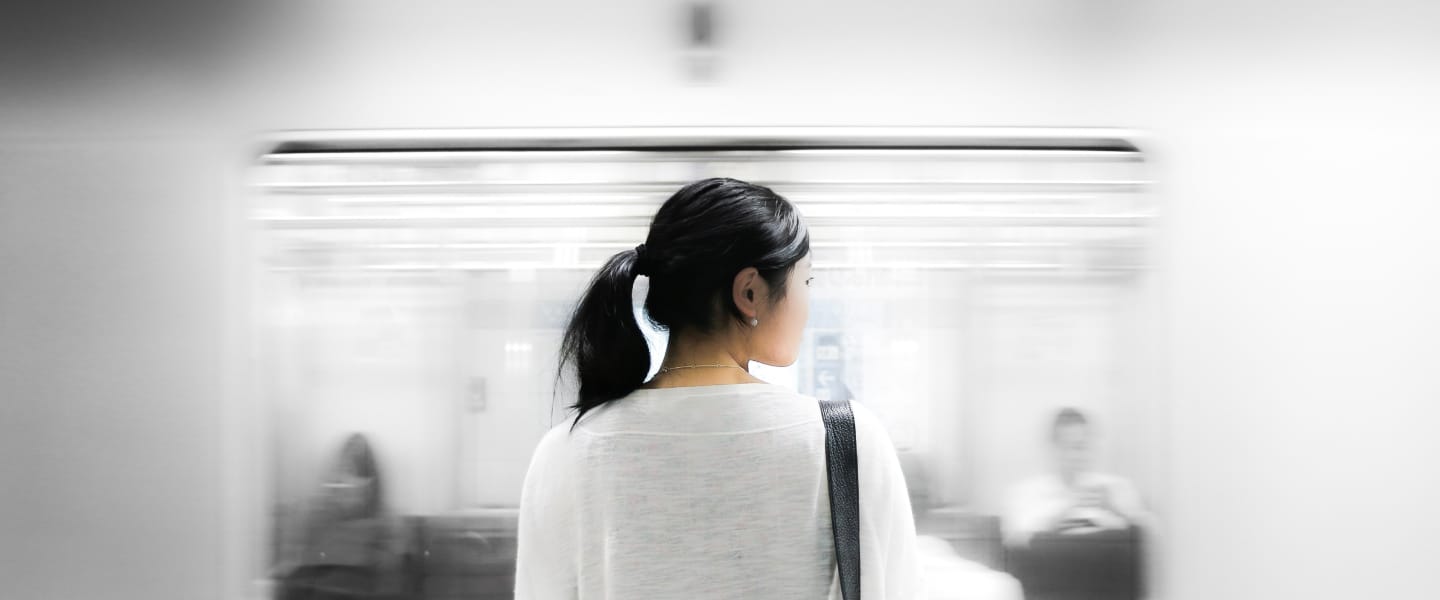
<box><xmin>750</xmin><ymin>318</ymin><xmax>759</xmax><ymax>327</ymax></box>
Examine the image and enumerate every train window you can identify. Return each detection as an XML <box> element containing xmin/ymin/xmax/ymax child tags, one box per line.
<box><xmin>252</xmin><ymin>128</ymin><xmax>1161</xmax><ymax>579</ymax></box>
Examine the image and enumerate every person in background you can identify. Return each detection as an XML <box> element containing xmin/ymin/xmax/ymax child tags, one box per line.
<box><xmin>275</xmin><ymin>433</ymin><xmax>407</xmax><ymax>600</ymax></box>
<box><xmin>1001</xmin><ymin>408</ymin><xmax>1154</xmax><ymax>548</ymax></box>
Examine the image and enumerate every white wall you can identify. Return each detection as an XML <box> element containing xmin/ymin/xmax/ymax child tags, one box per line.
<box><xmin>0</xmin><ymin>141</ymin><xmax>230</xmax><ymax>598</ymax></box>
<box><xmin>2</xmin><ymin>1</ymin><xmax>1437</xmax><ymax>599</ymax></box>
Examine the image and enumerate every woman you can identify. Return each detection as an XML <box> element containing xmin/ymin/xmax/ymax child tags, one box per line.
<box><xmin>515</xmin><ymin>178</ymin><xmax>928</xmax><ymax>599</ymax></box>
<box><xmin>277</xmin><ymin>433</ymin><xmax>406</xmax><ymax>600</ymax></box>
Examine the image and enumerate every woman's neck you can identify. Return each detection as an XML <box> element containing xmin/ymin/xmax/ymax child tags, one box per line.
<box><xmin>640</xmin><ymin>330</ymin><xmax>767</xmax><ymax>389</ymax></box>
<box><xmin>640</xmin><ymin>371</ymin><xmax>766</xmax><ymax>389</ymax></box>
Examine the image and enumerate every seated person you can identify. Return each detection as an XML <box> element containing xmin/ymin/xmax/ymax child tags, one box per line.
<box><xmin>1002</xmin><ymin>408</ymin><xmax>1153</xmax><ymax>548</ymax></box>
<box><xmin>274</xmin><ymin>433</ymin><xmax>407</xmax><ymax>600</ymax></box>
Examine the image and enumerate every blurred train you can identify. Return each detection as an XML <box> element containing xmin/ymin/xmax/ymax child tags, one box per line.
<box><xmin>254</xmin><ymin>128</ymin><xmax>1159</xmax><ymax>600</ymax></box>
<box><xmin>2</xmin><ymin>2</ymin><xmax>1437</xmax><ymax>600</ymax></box>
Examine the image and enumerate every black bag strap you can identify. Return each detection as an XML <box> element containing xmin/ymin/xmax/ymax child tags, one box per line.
<box><xmin>819</xmin><ymin>399</ymin><xmax>860</xmax><ymax>600</ymax></box>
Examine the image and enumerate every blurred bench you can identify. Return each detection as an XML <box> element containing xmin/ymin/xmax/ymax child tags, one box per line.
<box><xmin>406</xmin><ymin>512</ymin><xmax>519</xmax><ymax>600</ymax></box>
<box><xmin>1004</xmin><ymin>527</ymin><xmax>1145</xmax><ymax>600</ymax></box>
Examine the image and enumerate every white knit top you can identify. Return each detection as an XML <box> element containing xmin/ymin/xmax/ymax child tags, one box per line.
<box><xmin>515</xmin><ymin>382</ymin><xmax>928</xmax><ymax>600</ymax></box>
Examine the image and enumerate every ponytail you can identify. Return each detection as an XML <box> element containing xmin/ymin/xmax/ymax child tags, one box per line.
<box><xmin>556</xmin><ymin>246</ymin><xmax>653</xmax><ymax>431</ymax></box>
<box><xmin>554</xmin><ymin>177</ymin><xmax>810</xmax><ymax>433</ymax></box>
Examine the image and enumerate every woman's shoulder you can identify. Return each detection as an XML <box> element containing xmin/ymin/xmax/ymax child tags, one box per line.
<box><xmin>835</xmin><ymin>401</ymin><xmax>911</xmax><ymax>489</ymax></box>
<box><xmin>526</xmin><ymin>422</ymin><xmax>579</xmax><ymax>473</ymax></box>
<box><xmin>846</xmin><ymin>400</ymin><xmax>897</xmax><ymax>450</ymax></box>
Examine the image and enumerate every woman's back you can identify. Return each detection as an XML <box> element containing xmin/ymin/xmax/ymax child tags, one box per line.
<box><xmin>515</xmin><ymin>383</ymin><xmax>927</xmax><ymax>600</ymax></box>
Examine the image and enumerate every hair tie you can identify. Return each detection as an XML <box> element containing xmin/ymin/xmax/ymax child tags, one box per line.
<box><xmin>633</xmin><ymin>243</ymin><xmax>655</xmax><ymax>276</ymax></box>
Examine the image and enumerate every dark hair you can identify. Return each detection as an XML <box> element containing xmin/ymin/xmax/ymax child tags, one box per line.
<box><xmin>335</xmin><ymin>432</ymin><xmax>383</xmax><ymax>516</ymax></box>
<box><xmin>1050</xmin><ymin>407</ymin><xmax>1090</xmax><ymax>442</ymax></box>
<box><xmin>556</xmin><ymin>178</ymin><xmax>810</xmax><ymax>431</ymax></box>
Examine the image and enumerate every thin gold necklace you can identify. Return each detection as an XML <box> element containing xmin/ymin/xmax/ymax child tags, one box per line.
<box><xmin>655</xmin><ymin>363</ymin><xmax>745</xmax><ymax>376</ymax></box>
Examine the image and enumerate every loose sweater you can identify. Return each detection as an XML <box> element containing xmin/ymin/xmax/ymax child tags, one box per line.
<box><xmin>515</xmin><ymin>382</ymin><xmax>928</xmax><ymax>599</ymax></box>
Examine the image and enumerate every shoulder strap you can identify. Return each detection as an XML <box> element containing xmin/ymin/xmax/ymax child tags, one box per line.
<box><xmin>819</xmin><ymin>399</ymin><xmax>861</xmax><ymax>600</ymax></box>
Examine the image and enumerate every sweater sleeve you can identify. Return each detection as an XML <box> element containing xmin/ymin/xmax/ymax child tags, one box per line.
<box><xmin>851</xmin><ymin>401</ymin><xmax>931</xmax><ymax>600</ymax></box>
<box><xmin>514</xmin><ymin>425</ymin><xmax>578</xmax><ymax>600</ymax></box>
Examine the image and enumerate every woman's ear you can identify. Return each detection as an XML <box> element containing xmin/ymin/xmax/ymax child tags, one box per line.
<box><xmin>732</xmin><ymin>267</ymin><xmax>761</xmax><ymax>317</ymax></box>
